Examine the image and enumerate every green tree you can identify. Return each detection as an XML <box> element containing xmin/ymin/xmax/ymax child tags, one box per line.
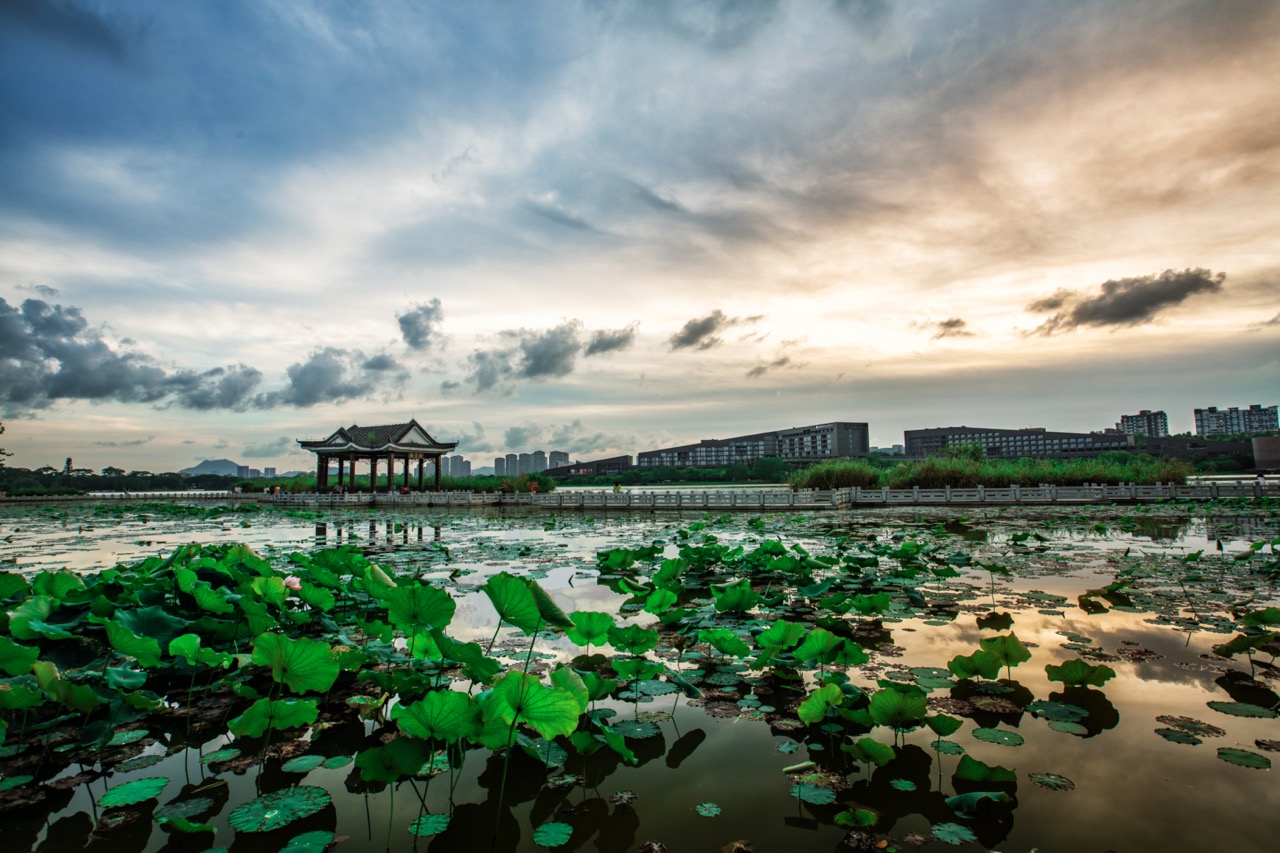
<box><xmin>0</xmin><ymin>422</ymin><xmax>10</xmax><ymax>468</ymax></box>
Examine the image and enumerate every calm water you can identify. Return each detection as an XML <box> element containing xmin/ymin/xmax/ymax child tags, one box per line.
<box><xmin>0</xmin><ymin>501</ymin><xmax>1277</xmax><ymax>852</ymax></box>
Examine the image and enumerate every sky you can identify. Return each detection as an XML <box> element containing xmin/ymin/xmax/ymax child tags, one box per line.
<box><xmin>1</xmin><ymin>0</ymin><xmax>1278</xmax><ymax>474</ymax></box>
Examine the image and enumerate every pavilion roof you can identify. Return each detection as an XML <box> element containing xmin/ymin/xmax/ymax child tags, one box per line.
<box><xmin>297</xmin><ymin>419</ymin><xmax>458</xmax><ymax>454</ymax></box>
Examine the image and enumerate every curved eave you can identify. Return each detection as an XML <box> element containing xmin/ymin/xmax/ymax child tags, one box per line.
<box><xmin>298</xmin><ymin>441</ymin><xmax>458</xmax><ymax>454</ymax></box>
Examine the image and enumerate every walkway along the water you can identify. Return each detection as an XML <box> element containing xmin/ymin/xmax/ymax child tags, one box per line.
<box><xmin>265</xmin><ymin>481</ymin><xmax>1271</xmax><ymax>510</ymax></box>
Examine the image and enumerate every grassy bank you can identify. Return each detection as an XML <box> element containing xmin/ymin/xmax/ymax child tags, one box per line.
<box><xmin>789</xmin><ymin>452</ymin><xmax>1192</xmax><ymax>490</ymax></box>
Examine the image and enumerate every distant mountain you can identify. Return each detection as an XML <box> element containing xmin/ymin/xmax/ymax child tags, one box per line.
<box><xmin>180</xmin><ymin>459</ymin><xmax>241</xmax><ymax>476</ymax></box>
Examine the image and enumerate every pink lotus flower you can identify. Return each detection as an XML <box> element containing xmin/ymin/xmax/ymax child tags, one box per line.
<box><xmin>283</xmin><ymin>575</ymin><xmax>302</xmax><ymax>591</ymax></box>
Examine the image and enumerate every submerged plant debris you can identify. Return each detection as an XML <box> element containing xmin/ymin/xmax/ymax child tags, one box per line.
<box><xmin>0</xmin><ymin>499</ymin><xmax>1277</xmax><ymax>851</ymax></box>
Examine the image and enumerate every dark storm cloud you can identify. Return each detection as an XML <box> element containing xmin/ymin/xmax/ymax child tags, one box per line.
<box><xmin>397</xmin><ymin>300</ymin><xmax>444</xmax><ymax>351</ymax></box>
<box><xmin>463</xmin><ymin>321</ymin><xmax>595</xmax><ymax>392</ymax></box>
<box><xmin>254</xmin><ymin>347</ymin><xmax>386</xmax><ymax>408</ymax></box>
<box><xmin>362</xmin><ymin>353</ymin><xmax>402</xmax><ymax>372</ymax></box>
<box><xmin>0</xmin><ymin>297</ymin><xmax>261</xmax><ymax>411</ymax></box>
<box><xmin>170</xmin><ymin>365</ymin><xmax>263</xmax><ymax>411</ymax></box>
<box><xmin>503</xmin><ymin>419</ymin><xmax>622</xmax><ymax>455</ymax></box>
<box><xmin>930</xmin><ymin>318</ymin><xmax>973</xmax><ymax>340</ymax></box>
<box><xmin>1029</xmin><ymin>268</ymin><xmax>1226</xmax><ymax>336</ymax></box>
<box><xmin>668</xmin><ymin>310</ymin><xmax>759</xmax><ymax>351</ymax></box>
<box><xmin>584</xmin><ymin>323</ymin><xmax>638</xmax><ymax>356</ymax></box>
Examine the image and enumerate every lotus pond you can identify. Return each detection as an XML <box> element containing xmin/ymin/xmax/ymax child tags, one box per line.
<box><xmin>1</xmin><ymin>500</ymin><xmax>1278</xmax><ymax>853</ymax></box>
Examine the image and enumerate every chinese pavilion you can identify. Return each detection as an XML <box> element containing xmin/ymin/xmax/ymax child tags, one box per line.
<box><xmin>297</xmin><ymin>420</ymin><xmax>458</xmax><ymax>492</ymax></box>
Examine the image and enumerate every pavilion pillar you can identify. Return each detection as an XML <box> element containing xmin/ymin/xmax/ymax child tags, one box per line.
<box><xmin>369</xmin><ymin>456</ymin><xmax>377</xmax><ymax>492</ymax></box>
<box><xmin>316</xmin><ymin>454</ymin><xmax>328</xmax><ymax>491</ymax></box>
<box><xmin>387</xmin><ymin>453</ymin><xmax>395</xmax><ymax>492</ymax></box>
<box><xmin>434</xmin><ymin>455</ymin><xmax>442</xmax><ymax>492</ymax></box>
<box><xmin>417</xmin><ymin>458</ymin><xmax>424</xmax><ymax>490</ymax></box>
<box><xmin>337</xmin><ymin>458</ymin><xmax>345</xmax><ymax>488</ymax></box>
<box><xmin>402</xmin><ymin>455</ymin><xmax>410</xmax><ymax>488</ymax></box>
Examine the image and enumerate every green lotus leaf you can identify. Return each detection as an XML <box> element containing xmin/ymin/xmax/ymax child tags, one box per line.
<box><xmin>954</xmin><ymin>754</ymin><xmax>1016</xmax><ymax>783</ymax></box>
<box><xmin>384</xmin><ymin>583</ymin><xmax>456</xmax><ymax>633</ymax></box>
<box><xmin>527</xmin><ymin>579</ymin><xmax>574</xmax><ymax>631</ymax></box>
<box><xmin>695</xmin><ymin>802</ymin><xmax>720</xmax><ymax>817</ymax></box>
<box><xmin>794</xmin><ymin>628</ymin><xmax>842</xmax><ymax>662</ymax></box>
<box><xmin>238</xmin><ymin>598</ymin><xmax>279</xmax><ymax>635</ymax></box>
<box><xmin>227</xmin><ymin>785</ymin><xmax>331</xmax><ymax>833</ymax></box>
<box><xmin>391</xmin><ymin>690</ymin><xmax>483</xmax><ymax>743</ymax></box>
<box><xmin>107</xmin><ymin>728</ymin><xmax>149</xmax><ymax>746</ymax></box>
<box><xmin>1155</xmin><ymin>727</ymin><xmax>1201</xmax><ymax>745</ymax></box>
<box><xmin>99</xmin><ymin>776</ymin><xmax>169</xmax><ymax>808</ymax></box>
<box><xmin>566</xmin><ymin>611</ymin><xmax>615</xmax><ymax>647</ymax></box>
<box><xmin>712</xmin><ymin>578</ymin><xmax>761</xmax><ymax>613</ymax></box>
<box><xmin>927</xmin><ymin>714</ymin><xmax>964</xmax><ymax>737</ymax></box>
<box><xmin>643</xmin><ymin>588</ymin><xmax>678</xmax><ymax>616</ymax></box>
<box><xmin>948</xmin><ymin>650</ymin><xmax>1002</xmax><ymax>681</ymax></box>
<box><xmin>156</xmin><ymin>816</ymin><xmax>215</xmax><ymax>834</ymax></box>
<box><xmin>798</xmin><ymin>683</ymin><xmax>845</xmax><ymax>724</ymax></box>
<box><xmin>890</xmin><ymin>779</ymin><xmax>917</xmax><ymax>791</ymax></box>
<box><xmin>191</xmin><ymin>581</ymin><xmax>237</xmax><ymax>615</ymax></box>
<box><xmin>0</xmin><ymin>638</ymin><xmax>39</xmax><ymax>677</ymax></box>
<box><xmin>280</xmin><ymin>754</ymin><xmax>327</xmax><ymax>773</ymax></box>
<box><xmin>200</xmin><ymin>747</ymin><xmax>241</xmax><ymax>764</ymax></box>
<box><xmin>699</xmin><ymin>628</ymin><xmax>751</xmax><ymax>659</ymax></box>
<box><xmin>868</xmin><ymin>688</ymin><xmax>928</xmax><ymax>730</ymax></box>
<box><xmin>432</xmin><ymin>631</ymin><xmax>500</xmax><ymax>682</ymax></box>
<box><xmin>115</xmin><ymin>606</ymin><xmax>191</xmax><ymax>646</ymax></box>
<box><xmin>482</xmin><ymin>571</ymin><xmax>542</xmax><ymax>634</ymax></box>
<box><xmin>20</xmin><ymin>619</ymin><xmax>74</xmax><ymax>641</ymax></box>
<box><xmin>0</xmin><ymin>682</ymin><xmax>44</xmax><ymax>710</ymax></box>
<box><xmin>606</xmin><ymin>624</ymin><xmax>659</xmax><ymax>655</ymax></box>
<box><xmin>610</xmin><ymin>719</ymin><xmax>661</xmax><ymax>739</ymax></box>
<box><xmin>1027</xmin><ymin>700</ymin><xmax>1089</xmax><ymax>721</ymax></box>
<box><xmin>1049</xmin><ymin>720</ymin><xmax>1089</xmax><ymax>735</ymax></box>
<box><xmin>1243</xmin><ymin>607</ymin><xmax>1280</xmax><ymax>627</ymax></box>
<box><xmin>280</xmin><ymin>830</ymin><xmax>334</xmax><ymax>852</ymax></box>
<box><xmin>973</xmin><ymin>727</ymin><xmax>1025</xmax><ymax>747</ymax></box>
<box><xmin>1045</xmin><ymin>658</ymin><xmax>1117</xmax><ymax>687</ymax></box>
<box><xmin>156</xmin><ymin>798</ymin><xmax>215</xmax><ymax>821</ymax></box>
<box><xmin>105</xmin><ymin>666</ymin><xmax>146</xmax><ymax>691</ymax></box>
<box><xmin>1029</xmin><ymin>772</ymin><xmax>1076</xmax><ymax>790</ymax></box>
<box><xmin>252</xmin><ymin>633</ymin><xmax>339</xmax><ymax>694</ymax></box>
<box><xmin>1207</xmin><ymin>701</ymin><xmax>1277</xmax><ymax>718</ymax></box>
<box><xmin>946</xmin><ymin>790</ymin><xmax>1010</xmax><ymax>819</ymax></box>
<box><xmin>32</xmin><ymin>661</ymin><xmax>100</xmax><ymax>712</ymax></box>
<box><xmin>932</xmin><ymin>822</ymin><xmax>977</xmax><ymax>845</ymax></box>
<box><xmin>487</xmin><ymin>671</ymin><xmax>581</xmax><ymax>740</ymax></box>
<box><xmin>409</xmin><ymin>814</ymin><xmax>450</xmax><ymax>837</ymax></box>
<box><xmin>790</xmin><ymin>783</ymin><xmax>836</xmax><ymax>804</ymax></box>
<box><xmin>8</xmin><ymin>596</ymin><xmax>55</xmax><ymax>641</ymax></box>
<box><xmin>323</xmin><ymin>755</ymin><xmax>351</xmax><ymax>769</ymax></box>
<box><xmin>835</xmin><ymin>807</ymin><xmax>879</xmax><ymax>828</ymax></box>
<box><xmin>613</xmin><ymin>658</ymin><xmax>663</xmax><ymax>682</ymax></box>
<box><xmin>228</xmin><ymin>697</ymin><xmax>318</xmax><ymax>737</ymax></box>
<box><xmin>532</xmin><ymin>821</ymin><xmax>574</xmax><ymax>847</ymax></box>
<box><xmin>550</xmin><ymin>666</ymin><xmax>590</xmax><ymax>714</ymax></box>
<box><xmin>979</xmin><ymin>633</ymin><xmax>1032</xmax><ymax>669</ymax></box>
<box><xmin>932</xmin><ymin>739</ymin><xmax>966</xmax><ymax>755</ymax></box>
<box><xmin>1217</xmin><ymin>747</ymin><xmax>1271</xmax><ymax>769</ymax></box>
<box><xmin>31</xmin><ymin>570</ymin><xmax>86</xmax><ymax>602</ymax></box>
<box><xmin>0</xmin><ymin>572</ymin><xmax>30</xmax><ymax>601</ymax></box>
<box><xmin>355</xmin><ymin>737</ymin><xmax>432</xmax><ymax>783</ymax></box>
<box><xmin>756</xmin><ymin>619</ymin><xmax>806</xmax><ymax>650</ymax></box>
<box><xmin>841</xmin><ymin>736</ymin><xmax>895</xmax><ymax>766</ymax></box>
<box><xmin>0</xmin><ymin>775</ymin><xmax>34</xmax><ymax>790</ymax></box>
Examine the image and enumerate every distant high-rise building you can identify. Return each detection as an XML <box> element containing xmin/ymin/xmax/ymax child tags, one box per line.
<box><xmin>517</xmin><ymin>452</ymin><xmax>531</xmax><ymax>474</ymax></box>
<box><xmin>237</xmin><ymin>465</ymin><xmax>250</xmax><ymax>478</ymax></box>
<box><xmin>264</xmin><ymin>467</ymin><xmax>277</xmax><ymax>477</ymax></box>
<box><xmin>505</xmin><ymin>453</ymin><xmax>518</xmax><ymax>475</ymax></box>
<box><xmin>1195</xmin><ymin>404</ymin><xmax>1279</xmax><ymax>436</ymax></box>
<box><xmin>549</xmin><ymin>450</ymin><xmax>570</xmax><ymax>469</ymax></box>
<box><xmin>494</xmin><ymin>457</ymin><xmax>506</xmax><ymax>476</ymax></box>
<box><xmin>439</xmin><ymin>456</ymin><xmax>451</xmax><ymax>478</ymax></box>
<box><xmin>904</xmin><ymin>426</ymin><xmax>1131</xmax><ymax>459</ymax></box>
<box><xmin>448</xmin><ymin>455</ymin><xmax>467</xmax><ymax>477</ymax></box>
<box><xmin>532</xmin><ymin>450</ymin><xmax>547</xmax><ymax>471</ymax></box>
<box><xmin>639</xmin><ymin>422</ymin><xmax>869</xmax><ymax>468</ymax></box>
<box><xmin>1117</xmin><ymin>410</ymin><xmax>1169</xmax><ymax>437</ymax></box>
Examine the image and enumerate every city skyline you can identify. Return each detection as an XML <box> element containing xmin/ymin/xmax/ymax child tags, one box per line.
<box><xmin>2</xmin><ymin>2</ymin><xmax>1278</xmax><ymax>473</ymax></box>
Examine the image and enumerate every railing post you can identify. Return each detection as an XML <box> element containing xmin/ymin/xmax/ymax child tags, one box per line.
<box><xmin>912</xmin><ymin>485</ymin><xmax>920</xmax><ymax>503</ymax></box>
<box><xmin>1012</xmin><ymin>484</ymin><xmax>1020</xmax><ymax>502</ymax></box>
<box><xmin>944</xmin><ymin>485</ymin><xmax>951</xmax><ymax>503</ymax></box>
<box><xmin>977</xmin><ymin>485</ymin><xmax>985</xmax><ymax>502</ymax></box>
<box><xmin>881</xmin><ymin>486</ymin><xmax>889</xmax><ymax>503</ymax></box>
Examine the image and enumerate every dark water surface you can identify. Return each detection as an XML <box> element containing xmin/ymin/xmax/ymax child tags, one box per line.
<box><xmin>1</xmin><ymin>501</ymin><xmax>1277</xmax><ymax>852</ymax></box>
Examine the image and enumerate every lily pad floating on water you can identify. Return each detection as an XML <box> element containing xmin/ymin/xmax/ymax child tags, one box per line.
<box><xmin>107</xmin><ymin>729</ymin><xmax>150</xmax><ymax>746</ymax></box>
<box><xmin>1155</xmin><ymin>728</ymin><xmax>1202</xmax><ymax>746</ymax></box>
<box><xmin>408</xmin><ymin>814</ymin><xmax>450</xmax><ymax>837</ymax></box>
<box><xmin>99</xmin><ymin>776</ymin><xmax>169</xmax><ymax>808</ymax></box>
<box><xmin>281</xmin><ymin>754</ymin><xmax>327</xmax><ymax>773</ymax></box>
<box><xmin>228</xmin><ymin>785</ymin><xmax>331</xmax><ymax>833</ymax></box>
<box><xmin>790</xmin><ymin>783</ymin><xmax>836</xmax><ymax>804</ymax></box>
<box><xmin>322</xmin><ymin>755</ymin><xmax>352</xmax><ymax>769</ymax></box>
<box><xmin>890</xmin><ymin>779</ymin><xmax>917</xmax><ymax>791</ymax></box>
<box><xmin>1047</xmin><ymin>720</ymin><xmax>1089</xmax><ymax>735</ymax></box>
<box><xmin>973</xmin><ymin>727</ymin><xmax>1025</xmax><ymax>747</ymax></box>
<box><xmin>1206</xmin><ymin>701</ymin><xmax>1277</xmax><ymax>719</ymax></box>
<box><xmin>280</xmin><ymin>831</ymin><xmax>335</xmax><ymax>853</ymax></box>
<box><xmin>612</xmin><ymin>720</ymin><xmax>661</xmax><ymax>739</ymax></box>
<box><xmin>776</xmin><ymin>741</ymin><xmax>800</xmax><ymax>754</ymax></box>
<box><xmin>1155</xmin><ymin>716</ymin><xmax>1225</xmax><ymax>737</ymax></box>
<box><xmin>116</xmin><ymin>754</ymin><xmax>164</xmax><ymax>772</ymax></box>
<box><xmin>1029</xmin><ymin>772</ymin><xmax>1076</xmax><ymax>791</ymax></box>
<box><xmin>932</xmin><ymin>822</ymin><xmax>977</xmax><ymax>845</ymax></box>
<box><xmin>0</xmin><ymin>775</ymin><xmax>34</xmax><ymax>790</ymax></box>
<box><xmin>1026</xmin><ymin>700</ymin><xmax>1088</xmax><ymax>722</ymax></box>
<box><xmin>200</xmin><ymin>747</ymin><xmax>241</xmax><ymax>764</ymax></box>
<box><xmin>155</xmin><ymin>797</ymin><xmax>215</xmax><ymax>821</ymax></box>
<box><xmin>695</xmin><ymin>802</ymin><xmax>721</xmax><ymax>817</ymax></box>
<box><xmin>931</xmin><ymin>739</ymin><xmax>966</xmax><ymax>756</ymax></box>
<box><xmin>532</xmin><ymin>821</ymin><xmax>574</xmax><ymax>847</ymax></box>
<box><xmin>1216</xmin><ymin>748</ymin><xmax>1272</xmax><ymax>770</ymax></box>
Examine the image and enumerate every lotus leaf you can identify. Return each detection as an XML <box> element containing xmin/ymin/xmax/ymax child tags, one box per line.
<box><xmin>932</xmin><ymin>822</ymin><xmax>977</xmax><ymax>845</ymax></box>
<box><xmin>0</xmin><ymin>638</ymin><xmax>39</xmax><ymax>677</ymax></box>
<box><xmin>409</xmin><ymin>814</ymin><xmax>451</xmax><ymax>837</ymax></box>
<box><xmin>228</xmin><ymin>785</ymin><xmax>331</xmax><ymax>832</ymax></box>
<box><xmin>790</xmin><ymin>783</ymin><xmax>836</xmax><ymax>804</ymax></box>
<box><xmin>228</xmin><ymin>697</ymin><xmax>318</xmax><ymax>738</ymax></box>
<box><xmin>1206</xmin><ymin>701</ymin><xmax>1277</xmax><ymax>718</ymax></box>
<box><xmin>973</xmin><ymin>727</ymin><xmax>1025</xmax><ymax>747</ymax></box>
<box><xmin>695</xmin><ymin>802</ymin><xmax>720</xmax><ymax>817</ymax></box>
<box><xmin>954</xmin><ymin>755</ymin><xmax>1016</xmax><ymax>783</ymax></box>
<box><xmin>280</xmin><ymin>830</ymin><xmax>335</xmax><ymax>853</ymax></box>
<box><xmin>1217</xmin><ymin>747</ymin><xmax>1271</xmax><ymax>770</ymax></box>
<box><xmin>99</xmin><ymin>776</ymin><xmax>169</xmax><ymax>808</ymax></box>
<box><xmin>252</xmin><ymin>634</ymin><xmax>339</xmax><ymax>694</ymax></box>
<box><xmin>712</xmin><ymin>578</ymin><xmax>761</xmax><ymax>613</ymax></box>
<box><xmin>116</xmin><ymin>605</ymin><xmax>191</xmax><ymax>645</ymax></box>
<box><xmin>948</xmin><ymin>650</ymin><xmax>1002</xmax><ymax>681</ymax></box>
<box><xmin>156</xmin><ymin>816</ymin><xmax>215</xmax><ymax>834</ymax></box>
<box><xmin>842</xmin><ymin>737</ymin><xmax>895</xmax><ymax>766</ymax></box>
<box><xmin>868</xmin><ymin>688</ymin><xmax>928</xmax><ymax>730</ymax></box>
<box><xmin>607</xmin><ymin>624</ymin><xmax>659</xmax><ymax>655</ymax></box>
<box><xmin>487</xmin><ymin>671</ymin><xmax>581</xmax><ymax>740</ymax></box>
<box><xmin>104</xmin><ymin>619</ymin><xmax>162</xmax><ymax>668</ymax></box>
<box><xmin>384</xmin><ymin>583</ymin><xmax>456</xmax><ymax>633</ymax></box>
<box><xmin>532</xmin><ymin>821</ymin><xmax>574</xmax><ymax>847</ymax></box>
<box><xmin>281</xmin><ymin>754</ymin><xmax>327</xmax><ymax>773</ymax></box>
<box><xmin>1029</xmin><ymin>772</ymin><xmax>1075</xmax><ymax>790</ymax></box>
<box><xmin>1045</xmin><ymin>658</ymin><xmax>1117</xmax><ymax>687</ymax></box>
<box><xmin>798</xmin><ymin>683</ymin><xmax>844</xmax><ymax>724</ymax></box>
<box><xmin>392</xmin><ymin>690</ymin><xmax>483</xmax><ymax>743</ymax></box>
<box><xmin>482</xmin><ymin>571</ymin><xmax>542</xmax><ymax>633</ymax></box>
<box><xmin>946</xmin><ymin>790</ymin><xmax>1010</xmax><ymax>818</ymax></box>
<box><xmin>979</xmin><ymin>633</ymin><xmax>1032</xmax><ymax>669</ymax></box>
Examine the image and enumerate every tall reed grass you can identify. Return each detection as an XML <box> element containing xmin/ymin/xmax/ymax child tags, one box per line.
<box><xmin>788</xmin><ymin>454</ymin><xmax>1191</xmax><ymax>490</ymax></box>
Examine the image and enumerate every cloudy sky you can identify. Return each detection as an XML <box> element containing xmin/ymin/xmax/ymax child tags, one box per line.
<box><xmin>1</xmin><ymin>0</ymin><xmax>1277</xmax><ymax>473</ymax></box>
